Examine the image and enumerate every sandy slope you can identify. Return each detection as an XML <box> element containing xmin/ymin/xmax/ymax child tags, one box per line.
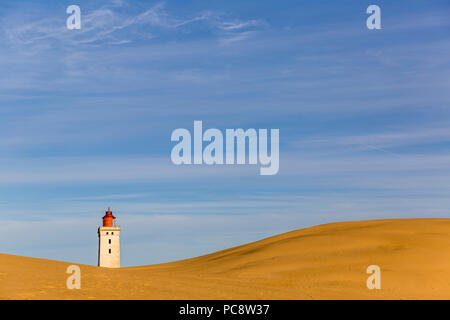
<box><xmin>1</xmin><ymin>218</ymin><xmax>450</xmax><ymax>299</ymax></box>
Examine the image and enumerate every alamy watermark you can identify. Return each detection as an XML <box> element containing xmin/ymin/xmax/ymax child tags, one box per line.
<box><xmin>66</xmin><ymin>265</ymin><xmax>81</xmax><ymax>290</ymax></box>
<box><xmin>366</xmin><ymin>265</ymin><xmax>381</xmax><ymax>290</ymax></box>
<box><xmin>366</xmin><ymin>5</ymin><xmax>381</xmax><ymax>30</ymax></box>
<box><xmin>171</xmin><ymin>121</ymin><xmax>279</xmax><ymax>175</ymax></box>
<box><xmin>66</xmin><ymin>5</ymin><xmax>81</xmax><ymax>30</ymax></box>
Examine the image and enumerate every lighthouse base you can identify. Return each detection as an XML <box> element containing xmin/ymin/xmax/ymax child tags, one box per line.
<box><xmin>98</xmin><ymin>226</ymin><xmax>121</xmax><ymax>268</ymax></box>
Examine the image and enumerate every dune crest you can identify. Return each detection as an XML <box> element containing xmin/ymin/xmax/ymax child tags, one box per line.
<box><xmin>1</xmin><ymin>218</ymin><xmax>450</xmax><ymax>299</ymax></box>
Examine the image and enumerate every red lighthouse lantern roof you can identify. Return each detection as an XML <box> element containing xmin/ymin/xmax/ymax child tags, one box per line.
<box><xmin>102</xmin><ymin>208</ymin><xmax>116</xmax><ymax>227</ymax></box>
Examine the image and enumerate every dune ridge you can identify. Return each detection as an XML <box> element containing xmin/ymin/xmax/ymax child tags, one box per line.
<box><xmin>1</xmin><ymin>218</ymin><xmax>450</xmax><ymax>299</ymax></box>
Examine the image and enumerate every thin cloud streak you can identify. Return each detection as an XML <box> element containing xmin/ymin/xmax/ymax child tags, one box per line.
<box><xmin>294</xmin><ymin>126</ymin><xmax>450</xmax><ymax>150</ymax></box>
<box><xmin>3</xmin><ymin>1</ymin><xmax>265</xmax><ymax>48</ymax></box>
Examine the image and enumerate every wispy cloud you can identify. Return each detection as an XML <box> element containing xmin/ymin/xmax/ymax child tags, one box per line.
<box><xmin>389</xmin><ymin>10</ymin><xmax>450</xmax><ymax>31</ymax></box>
<box><xmin>294</xmin><ymin>126</ymin><xmax>450</xmax><ymax>151</ymax></box>
<box><xmin>0</xmin><ymin>156</ymin><xmax>258</xmax><ymax>184</ymax></box>
<box><xmin>218</xmin><ymin>30</ymin><xmax>258</xmax><ymax>45</ymax></box>
<box><xmin>3</xmin><ymin>1</ymin><xmax>266</xmax><ymax>48</ymax></box>
<box><xmin>218</xmin><ymin>20</ymin><xmax>263</xmax><ymax>31</ymax></box>
<box><xmin>68</xmin><ymin>193</ymin><xmax>153</xmax><ymax>201</ymax></box>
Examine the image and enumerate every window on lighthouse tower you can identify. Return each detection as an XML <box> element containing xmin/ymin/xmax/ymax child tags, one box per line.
<box><xmin>109</xmin><ymin>239</ymin><xmax>111</xmax><ymax>244</ymax></box>
<box><xmin>109</xmin><ymin>249</ymin><xmax>111</xmax><ymax>254</ymax></box>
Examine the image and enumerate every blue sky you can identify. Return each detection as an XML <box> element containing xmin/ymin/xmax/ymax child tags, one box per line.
<box><xmin>0</xmin><ymin>0</ymin><xmax>449</xmax><ymax>266</ymax></box>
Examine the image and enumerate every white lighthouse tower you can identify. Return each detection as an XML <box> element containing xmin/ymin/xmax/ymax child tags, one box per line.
<box><xmin>98</xmin><ymin>208</ymin><xmax>121</xmax><ymax>268</ymax></box>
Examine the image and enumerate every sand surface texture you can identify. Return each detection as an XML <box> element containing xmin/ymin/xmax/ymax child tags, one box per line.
<box><xmin>1</xmin><ymin>219</ymin><xmax>450</xmax><ymax>299</ymax></box>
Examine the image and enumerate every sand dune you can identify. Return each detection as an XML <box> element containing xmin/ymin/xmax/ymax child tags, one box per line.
<box><xmin>1</xmin><ymin>218</ymin><xmax>450</xmax><ymax>299</ymax></box>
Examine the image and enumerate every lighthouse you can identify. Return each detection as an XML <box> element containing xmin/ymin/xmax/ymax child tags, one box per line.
<box><xmin>98</xmin><ymin>208</ymin><xmax>121</xmax><ymax>268</ymax></box>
